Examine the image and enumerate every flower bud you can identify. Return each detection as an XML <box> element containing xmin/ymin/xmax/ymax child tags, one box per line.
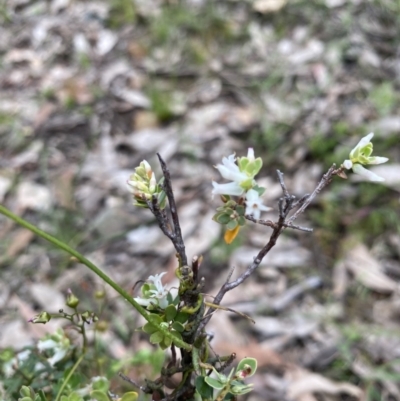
<box><xmin>29</xmin><ymin>311</ymin><xmax>51</xmax><ymax>324</ymax></box>
<box><xmin>66</xmin><ymin>289</ymin><xmax>80</xmax><ymax>308</ymax></box>
<box><xmin>81</xmin><ymin>311</ymin><xmax>98</xmax><ymax>324</ymax></box>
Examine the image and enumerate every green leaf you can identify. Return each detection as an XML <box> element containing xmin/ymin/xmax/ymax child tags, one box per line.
<box><xmin>143</xmin><ymin>322</ymin><xmax>158</xmax><ymax>334</ymax></box>
<box><xmin>165</xmin><ymin>304</ymin><xmax>177</xmax><ymax>322</ymax></box>
<box><xmin>167</xmin><ymin>292</ymin><xmax>174</xmax><ymax>304</ymax></box>
<box><xmin>204</xmin><ymin>377</ymin><xmax>224</xmax><ymax>390</ymax></box>
<box><xmin>175</xmin><ymin>311</ymin><xmax>189</xmax><ymax>324</ymax></box>
<box><xmin>171</xmin><ymin>331</ymin><xmax>183</xmax><ymax>346</ymax></box>
<box><xmin>226</xmin><ymin>219</ymin><xmax>238</xmax><ymax>230</ymax></box>
<box><xmin>157</xmin><ymin>191</ymin><xmax>167</xmax><ymax>210</ymax></box>
<box><xmin>230</xmin><ymin>383</ymin><xmax>254</xmax><ymax>395</ymax></box>
<box><xmin>215</xmin><ymin>213</ymin><xmax>232</xmax><ymax>225</ymax></box>
<box><xmin>236</xmin><ymin>357</ymin><xmax>257</xmax><ymax>377</ymax></box>
<box><xmin>238</xmin><ymin>216</ymin><xmax>246</xmax><ymax>226</ymax></box>
<box><xmin>171</xmin><ymin>321</ymin><xmax>185</xmax><ymax>333</ymax></box>
<box><xmin>159</xmin><ymin>335</ymin><xmax>172</xmax><ymax>350</ymax></box>
<box><xmin>37</xmin><ymin>390</ymin><xmax>47</xmax><ymax>401</ymax></box>
<box><xmin>120</xmin><ymin>392</ymin><xmax>139</xmax><ymax>401</ymax></box>
<box><xmin>92</xmin><ymin>377</ymin><xmax>109</xmax><ymax>392</ymax></box>
<box><xmin>236</xmin><ymin>205</ymin><xmax>245</xmax><ymax>216</ymax></box>
<box><xmin>150</xmin><ymin>331</ymin><xmax>164</xmax><ymax>344</ymax></box>
<box><xmin>253</xmin><ymin>185</ymin><xmax>266</xmax><ymax>196</ymax></box>
<box><xmin>195</xmin><ymin>376</ymin><xmax>214</xmax><ymax>399</ymax></box>
<box><xmin>90</xmin><ymin>390</ymin><xmax>109</xmax><ymax>401</ymax></box>
<box><xmin>20</xmin><ymin>387</ymin><xmax>31</xmax><ymax>398</ymax></box>
<box><xmin>19</xmin><ymin>398</ymin><xmax>32</xmax><ymax>401</ymax></box>
<box><xmin>68</xmin><ymin>392</ymin><xmax>84</xmax><ymax>401</ymax></box>
<box><xmin>238</xmin><ymin>157</ymin><xmax>249</xmax><ymax>171</ymax></box>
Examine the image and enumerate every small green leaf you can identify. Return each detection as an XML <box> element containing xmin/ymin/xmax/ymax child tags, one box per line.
<box><xmin>171</xmin><ymin>321</ymin><xmax>185</xmax><ymax>333</ymax></box>
<box><xmin>68</xmin><ymin>392</ymin><xmax>84</xmax><ymax>401</ymax></box>
<box><xmin>175</xmin><ymin>311</ymin><xmax>189</xmax><ymax>324</ymax></box>
<box><xmin>150</xmin><ymin>331</ymin><xmax>164</xmax><ymax>344</ymax></box>
<box><xmin>236</xmin><ymin>205</ymin><xmax>245</xmax><ymax>216</ymax></box>
<box><xmin>90</xmin><ymin>390</ymin><xmax>109</xmax><ymax>401</ymax></box>
<box><xmin>171</xmin><ymin>330</ymin><xmax>183</xmax><ymax>343</ymax></box>
<box><xmin>92</xmin><ymin>377</ymin><xmax>109</xmax><ymax>392</ymax></box>
<box><xmin>120</xmin><ymin>392</ymin><xmax>139</xmax><ymax>401</ymax></box>
<box><xmin>204</xmin><ymin>377</ymin><xmax>224</xmax><ymax>390</ymax></box>
<box><xmin>236</xmin><ymin>357</ymin><xmax>257</xmax><ymax>377</ymax></box>
<box><xmin>253</xmin><ymin>185</ymin><xmax>266</xmax><ymax>196</ymax></box>
<box><xmin>195</xmin><ymin>376</ymin><xmax>214</xmax><ymax>399</ymax></box>
<box><xmin>19</xmin><ymin>398</ymin><xmax>32</xmax><ymax>401</ymax></box>
<box><xmin>143</xmin><ymin>322</ymin><xmax>158</xmax><ymax>334</ymax></box>
<box><xmin>20</xmin><ymin>386</ymin><xmax>31</xmax><ymax>397</ymax></box>
<box><xmin>165</xmin><ymin>304</ymin><xmax>177</xmax><ymax>322</ymax></box>
<box><xmin>230</xmin><ymin>383</ymin><xmax>254</xmax><ymax>395</ymax></box>
<box><xmin>226</xmin><ymin>220</ymin><xmax>238</xmax><ymax>230</ymax></box>
<box><xmin>215</xmin><ymin>213</ymin><xmax>232</xmax><ymax>225</ymax></box>
<box><xmin>238</xmin><ymin>216</ymin><xmax>246</xmax><ymax>226</ymax></box>
<box><xmin>160</xmin><ymin>335</ymin><xmax>172</xmax><ymax>350</ymax></box>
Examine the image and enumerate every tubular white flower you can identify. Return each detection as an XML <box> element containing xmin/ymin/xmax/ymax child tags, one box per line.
<box><xmin>212</xmin><ymin>181</ymin><xmax>245</xmax><ymax>197</ymax></box>
<box><xmin>245</xmin><ymin>189</ymin><xmax>272</xmax><ymax>220</ymax></box>
<box><xmin>343</xmin><ymin>133</ymin><xmax>388</xmax><ymax>182</ymax></box>
<box><xmin>212</xmin><ymin>150</ymin><xmax>262</xmax><ymax>197</ymax></box>
<box><xmin>37</xmin><ymin>337</ymin><xmax>69</xmax><ymax>366</ymax></box>
<box><xmin>215</xmin><ymin>154</ymin><xmax>248</xmax><ymax>183</ymax></box>
<box><xmin>148</xmin><ymin>272</ymin><xmax>169</xmax><ymax>309</ymax></box>
<box><xmin>352</xmin><ymin>164</ymin><xmax>385</xmax><ymax>182</ymax></box>
<box><xmin>135</xmin><ymin>272</ymin><xmax>170</xmax><ymax>309</ymax></box>
<box><xmin>350</xmin><ymin>133</ymin><xmax>374</xmax><ymax>159</ymax></box>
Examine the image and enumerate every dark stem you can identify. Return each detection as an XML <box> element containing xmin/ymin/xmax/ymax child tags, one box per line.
<box><xmin>157</xmin><ymin>153</ymin><xmax>187</xmax><ymax>266</ymax></box>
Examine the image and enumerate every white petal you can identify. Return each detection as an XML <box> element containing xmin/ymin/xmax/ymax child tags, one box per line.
<box><xmin>216</xmin><ymin>164</ymin><xmax>246</xmax><ymax>182</ymax></box>
<box><xmin>350</xmin><ymin>133</ymin><xmax>374</xmax><ymax>158</ymax></box>
<box><xmin>343</xmin><ymin>159</ymin><xmax>353</xmax><ymax>169</ymax></box>
<box><xmin>367</xmin><ymin>156</ymin><xmax>389</xmax><ymax>165</ymax></box>
<box><xmin>158</xmin><ymin>296</ymin><xmax>169</xmax><ymax>309</ymax></box>
<box><xmin>48</xmin><ymin>348</ymin><xmax>67</xmax><ymax>366</ymax></box>
<box><xmin>221</xmin><ymin>154</ymin><xmax>239</xmax><ymax>171</ymax></box>
<box><xmin>246</xmin><ymin>207</ymin><xmax>261</xmax><ymax>220</ymax></box>
<box><xmin>259</xmin><ymin>204</ymin><xmax>273</xmax><ymax>212</ymax></box>
<box><xmin>142</xmin><ymin>160</ymin><xmax>152</xmax><ymax>174</ymax></box>
<box><xmin>245</xmin><ymin>189</ymin><xmax>259</xmax><ymax>202</ymax></box>
<box><xmin>134</xmin><ymin>297</ymin><xmax>153</xmax><ymax>307</ymax></box>
<box><xmin>353</xmin><ymin>163</ymin><xmax>385</xmax><ymax>182</ymax></box>
<box><xmin>38</xmin><ymin>339</ymin><xmax>57</xmax><ymax>351</ymax></box>
<box><xmin>212</xmin><ymin>181</ymin><xmax>245</xmax><ymax>196</ymax></box>
<box><xmin>247</xmin><ymin>148</ymin><xmax>255</xmax><ymax>161</ymax></box>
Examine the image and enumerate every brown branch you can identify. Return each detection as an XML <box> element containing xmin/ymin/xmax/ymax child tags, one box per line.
<box><xmin>157</xmin><ymin>153</ymin><xmax>187</xmax><ymax>266</ymax></box>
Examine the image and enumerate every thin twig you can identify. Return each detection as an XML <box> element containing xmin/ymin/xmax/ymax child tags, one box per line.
<box><xmin>287</xmin><ymin>164</ymin><xmax>338</xmax><ymax>224</ymax></box>
<box><xmin>118</xmin><ymin>372</ymin><xmax>145</xmax><ymax>391</ymax></box>
<box><xmin>157</xmin><ymin>153</ymin><xmax>187</xmax><ymax>266</ymax></box>
<box><xmin>245</xmin><ymin>215</ymin><xmax>313</xmax><ymax>232</ymax></box>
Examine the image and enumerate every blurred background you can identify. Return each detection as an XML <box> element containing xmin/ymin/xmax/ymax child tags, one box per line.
<box><xmin>1</xmin><ymin>0</ymin><xmax>400</xmax><ymax>399</ymax></box>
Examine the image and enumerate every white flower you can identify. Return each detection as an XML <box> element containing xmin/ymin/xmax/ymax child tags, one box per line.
<box><xmin>212</xmin><ymin>181</ymin><xmax>244</xmax><ymax>197</ymax></box>
<box><xmin>212</xmin><ymin>151</ymin><xmax>257</xmax><ymax>198</ymax></box>
<box><xmin>37</xmin><ymin>332</ymin><xmax>70</xmax><ymax>366</ymax></box>
<box><xmin>135</xmin><ymin>272</ymin><xmax>169</xmax><ymax>309</ymax></box>
<box><xmin>245</xmin><ymin>189</ymin><xmax>272</xmax><ymax>219</ymax></box>
<box><xmin>148</xmin><ymin>272</ymin><xmax>169</xmax><ymax>308</ymax></box>
<box><xmin>343</xmin><ymin>133</ymin><xmax>388</xmax><ymax>182</ymax></box>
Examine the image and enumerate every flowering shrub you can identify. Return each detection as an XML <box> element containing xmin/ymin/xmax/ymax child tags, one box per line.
<box><xmin>0</xmin><ymin>134</ymin><xmax>388</xmax><ymax>401</ymax></box>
